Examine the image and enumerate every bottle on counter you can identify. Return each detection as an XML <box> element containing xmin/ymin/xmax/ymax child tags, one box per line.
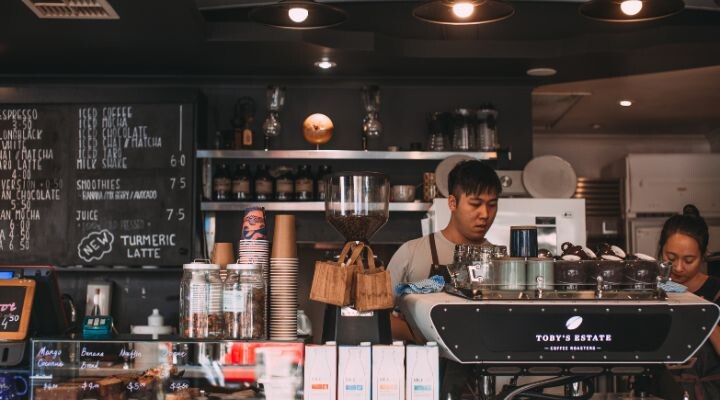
<box><xmin>316</xmin><ymin>165</ymin><xmax>332</xmax><ymax>201</ymax></box>
<box><xmin>275</xmin><ymin>167</ymin><xmax>294</xmax><ymax>201</ymax></box>
<box><xmin>213</xmin><ymin>163</ymin><xmax>231</xmax><ymax>201</ymax></box>
<box><xmin>231</xmin><ymin>163</ymin><xmax>252</xmax><ymax>201</ymax></box>
<box><xmin>254</xmin><ymin>164</ymin><xmax>274</xmax><ymax>201</ymax></box>
<box><xmin>223</xmin><ymin>263</ymin><xmax>266</xmax><ymax>339</ymax></box>
<box><xmin>232</xmin><ymin>97</ymin><xmax>256</xmax><ymax>150</ymax></box>
<box><xmin>295</xmin><ymin>164</ymin><xmax>314</xmax><ymax>201</ymax></box>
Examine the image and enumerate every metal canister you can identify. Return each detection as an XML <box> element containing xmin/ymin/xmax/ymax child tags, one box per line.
<box><xmin>526</xmin><ymin>258</ymin><xmax>554</xmax><ymax>289</ymax></box>
<box><xmin>495</xmin><ymin>257</ymin><xmax>526</xmax><ymax>290</ymax></box>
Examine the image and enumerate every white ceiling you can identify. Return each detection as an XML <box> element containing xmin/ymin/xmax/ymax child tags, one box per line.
<box><xmin>533</xmin><ymin>65</ymin><xmax>720</xmax><ymax>135</ymax></box>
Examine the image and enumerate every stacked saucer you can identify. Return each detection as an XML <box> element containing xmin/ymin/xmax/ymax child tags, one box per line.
<box><xmin>269</xmin><ymin>214</ymin><xmax>298</xmax><ymax>341</ymax></box>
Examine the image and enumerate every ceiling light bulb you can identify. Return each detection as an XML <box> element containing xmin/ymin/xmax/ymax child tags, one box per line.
<box><xmin>620</xmin><ymin>0</ymin><xmax>643</xmax><ymax>16</ymax></box>
<box><xmin>315</xmin><ymin>58</ymin><xmax>336</xmax><ymax>69</ymax></box>
<box><xmin>619</xmin><ymin>100</ymin><xmax>633</xmax><ymax>107</ymax></box>
<box><xmin>288</xmin><ymin>7</ymin><xmax>309</xmax><ymax>23</ymax></box>
<box><xmin>452</xmin><ymin>2</ymin><xmax>475</xmax><ymax>18</ymax></box>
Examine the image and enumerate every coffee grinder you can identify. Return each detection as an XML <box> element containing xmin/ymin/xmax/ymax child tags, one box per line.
<box><xmin>321</xmin><ymin>171</ymin><xmax>392</xmax><ymax>344</ymax></box>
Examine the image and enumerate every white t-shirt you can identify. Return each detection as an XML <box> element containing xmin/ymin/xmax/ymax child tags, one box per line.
<box><xmin>388</xmin><ymin>231</ymin><xmax>457</xmax><ymax>292</ymax></box>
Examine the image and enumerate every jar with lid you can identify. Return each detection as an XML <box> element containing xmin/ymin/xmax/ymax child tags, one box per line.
<box><xmin>254</xmin><ymin>165</ymin><xmax>274</xmax><ymax>201</ymax></box>
<box><xmin>206</xmin><ymin>264</ymin><xmax>224</xmax><ymax>338</ymax></box>
<box><xmin>180</xmin><ymin>260</ymin><xmax>217</xmax><ymax>338</ymax></box>
<box><xmin>223</xmin><ymin>263</ymin><xmax>266</xmax><ymax>339</ymax></box>
<box><xmin>232</xmin><ymin>163</ymin><xmax>252</xmax><ymax>201</ymax></box>
<box><xmin>452</xmin><ymin>109</ymin><xmax>475</xmax><ymax>151</ymax></box>
<box><xmin>316</xmin><ymin>165</ymin><xmax>332</xmax><ymax>201</ymax></box>
<box><xmin>213</xmin><ymin>163</ymin><xmax>231</xmax><ymax>201</ymax></box>
<box><xmin>275</xmin><ymin>167</ymin><xmax>294</xmax><ymax>201</ymax></box>
<box><xmin>295</xmin><ymin>164</ymin><xmax>314</xmax><ymax>201</ymax></box>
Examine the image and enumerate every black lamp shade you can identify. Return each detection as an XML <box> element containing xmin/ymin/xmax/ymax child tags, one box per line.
<box><xmin>579</xmin><ymin>0</ymin><xmax>685</xmax><ymax>22</ymax></box>
<box><xmin>413</xmin><ymin>0</ymin><xmax>515</xmax><ymax>25</ymax></box>
<box><xmin>249</xmin><ymin>0</ymin><xmax>347</xmax><ymax>30</ymax></box>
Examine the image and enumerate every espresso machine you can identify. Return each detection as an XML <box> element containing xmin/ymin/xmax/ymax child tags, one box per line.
<box><xmin>321</xmin><ymin>171</ymin><xmax>392</xmax><ymax>345</ymax></box>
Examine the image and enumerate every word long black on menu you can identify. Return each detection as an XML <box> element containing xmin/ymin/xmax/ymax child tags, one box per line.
<box><xmin>74</xmin><ymin>104</ymin><xmax>191</xmax><ymax>264</ymax></box>
<box><xmin>0</xmin><ymin>107</ymin><xmax>63</xmax><ymax>257</ymax></box>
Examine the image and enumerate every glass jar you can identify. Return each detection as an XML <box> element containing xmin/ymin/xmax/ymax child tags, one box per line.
<box><xmin>180</xmin><ymin>260</ymin><xmax>219</xmax><ymax>338</ymax></box>
<box><xmin>223</xmin><ymin>263</ymin><xmax>266</xmax><ymax>339</ymax></box>
<box><xmin>294</xmin><ymin>164</ymin><xmax>314</xmax><ymax>201</ymax></box>
<box><xmin>316</xmin><ymin>165</ymin><xmax>332</xmax><ymax>201</ymax></box>
<box><xmin>206</xmin><ymin>265</ymin><xmax>224</xmax><ymax>338</ymax></box>
<box><xmin>254</xmin><ymin>165</ymin><xmax>274</xmax><ymax>201</ymax></box>
<box><xmin>231</xmin><ymin>163</ymin><xmax>252</xmax><ymax>201</ymax></box>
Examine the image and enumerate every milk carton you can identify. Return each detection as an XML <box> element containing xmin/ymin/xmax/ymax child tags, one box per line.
<box><xmin>304</xmin><ymin>343</ymin><xmax>337</xmax><ymax>400</ymax></box>
<box><xmin>372</xmin><ymin>342</ymin><xmax>405</xmax><ymax>400</ymax></box>
<box><xmin>406</xmin><ymin>343</ymin><xmax>439</xmax><ymax>400</ymax></box>
<box><xmin>338</xmin><ymin>342</ymin><xmax>371</xmax><ymax>400</ymax></box>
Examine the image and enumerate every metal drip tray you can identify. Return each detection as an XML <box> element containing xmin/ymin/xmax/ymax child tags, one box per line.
<box><xmin>446</xmin><ymin>286</ymin><xmax>667</xmax><ymax>301</ymax></box>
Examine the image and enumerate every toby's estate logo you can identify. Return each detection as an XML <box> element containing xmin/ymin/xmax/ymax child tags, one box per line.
<box><xmin>565</xmin><ymin>316</ymin><xmax>583</xmax><ymax>330</ymax></box>
<box><xmin>535</xmin><ymin>315</ymin><xmax>613</xmax><ymax>348</ymax></box>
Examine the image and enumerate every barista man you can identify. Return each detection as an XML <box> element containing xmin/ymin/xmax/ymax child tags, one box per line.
<box><xmin>387</xmin><ymin>160</ymin><xmax>502</xmax><ymax>400</ymax></box>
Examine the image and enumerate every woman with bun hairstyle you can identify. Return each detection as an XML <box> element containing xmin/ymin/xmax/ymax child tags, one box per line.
<box><xmin>658</xmin><ymin>204</ymin><xmax>720</xmax><ymax>399</ymax></box>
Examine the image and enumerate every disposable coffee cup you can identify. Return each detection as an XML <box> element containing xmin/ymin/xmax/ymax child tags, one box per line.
<box><xmin>212</xmin><ymin>242</ymin><xmax>235</xmax><ymax>269</ymax></box>
<box><xmin>271</xmin><ymin>214</ymin><xmax>297</xmax><ymax>258</ymax></box>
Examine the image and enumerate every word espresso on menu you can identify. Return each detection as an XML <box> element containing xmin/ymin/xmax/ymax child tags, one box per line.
<box><xmin>0</xmin><ymin>108</ymin><xmax>60</xmax><ymax>252</ymax></box>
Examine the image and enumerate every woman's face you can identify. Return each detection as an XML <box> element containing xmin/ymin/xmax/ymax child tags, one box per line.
<box><xmin>662</xmin><ymin>232</ymin><xmax>703</xmax><ymax>284</ymax></box>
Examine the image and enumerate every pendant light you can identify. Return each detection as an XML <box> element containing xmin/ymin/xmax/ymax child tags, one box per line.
<box><xmin>413</xmin><ymin>0</ymin><xmax>514</xmax><ymax>25</ymax></box>
<box><xmin>579</xmin><ymin>0</ymin><xmax>684</xmax><ymax>22</ymax></box>
<box><xmin>249</xmin><ymin>0</ymin><xmax>347</xmax><ymax>30</ymax></box>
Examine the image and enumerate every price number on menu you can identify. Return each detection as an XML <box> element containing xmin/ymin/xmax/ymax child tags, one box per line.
<box><xmin>169</xmin><ymin>154</ymin><xmax>186</xmax><ymax>168</ymax></box>
<box><xmin>168</xmin><ymin>380</ymin><xmax>189</xmax><ymax>392</ymax></box>
<box><xmin>126</xmin><ymin>381</ymin><xmax>147</xmax><ymax>393</ymax></box>
<box><xmin>81</xmin><ymin>381</ymin><xmax>100</xmax><ymax>391</ymax></box>
<box><xmin>0</xmin><ymin>313</ymin><xmax>20</xmax><ymax>330</ymax></box>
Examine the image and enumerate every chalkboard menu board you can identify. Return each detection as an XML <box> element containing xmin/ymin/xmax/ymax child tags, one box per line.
<box><xmin>0</xmin><ymin>103</ymin><xmax>194</xmax><ymax>265</ymax></box>
<box><xmin>0</xmin><ymin>279</ymin><xmax>35</xmax><ymax>340</ymax></box>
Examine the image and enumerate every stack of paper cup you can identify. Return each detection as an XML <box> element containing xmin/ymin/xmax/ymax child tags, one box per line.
<box><xmin>238</xmin><ymin>207</ymin><xmax>270</xmax><ymax>282</ymax></box>
<box><xmin>269</xmin><ymin>214</ymin><xmax>298</xmax><ymax>341</ymax></box>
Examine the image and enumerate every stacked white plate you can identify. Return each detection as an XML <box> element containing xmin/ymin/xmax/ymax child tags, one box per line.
<box><xmin>269</xmin><ymin>257</ymin><xmax>298</xmax><ymax>341</ymax></box>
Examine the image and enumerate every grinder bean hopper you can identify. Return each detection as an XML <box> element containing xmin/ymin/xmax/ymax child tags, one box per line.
<box><xmin>321</xmin><ymin>171</ymin><xmax>392</xmax><ymax>344</ymax></box>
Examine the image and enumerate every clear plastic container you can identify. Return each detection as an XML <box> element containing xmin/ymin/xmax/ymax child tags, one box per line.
<box><xmin>223</xmin><ymin>263</ymin><xmax>266</xmax><ymax>339</ymax></box>
<box><xmin>180</xmin><ymin>260</ymin><xmax>219</xmax><ymax>338</ymax></box>
<box><xmin>206</xmin><ymin>264</ymin><xmax>224</xmax><ymax>338</ymax></box>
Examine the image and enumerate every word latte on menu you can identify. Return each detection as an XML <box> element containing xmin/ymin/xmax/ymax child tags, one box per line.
<box><xmin>0</xmin><ymin>107</ymin><xmax>57</xmax><ymax>253</ymax></box>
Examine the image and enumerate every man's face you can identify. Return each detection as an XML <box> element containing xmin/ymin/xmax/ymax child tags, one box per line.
<box><xmin>448</xmin><ymin>190</ymin><xmax>499</xmax><ymax>242</ymax></box>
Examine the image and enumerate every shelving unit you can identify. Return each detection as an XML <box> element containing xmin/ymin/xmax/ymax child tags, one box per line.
<box><xmin>201</xmin><ymin>201</ymin><xmax>431</xmax><ymax>212</ymax></box>
<box><xmin>196</xmin><ymin>149</ymin><xmax>500</xmax><ymax>160</ymax></box>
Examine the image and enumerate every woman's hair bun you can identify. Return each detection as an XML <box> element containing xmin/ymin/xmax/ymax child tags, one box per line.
<box><xmin>683</xmin><ymin>204</ymin><xmax>701</xmax><ymax>218</ymax></box>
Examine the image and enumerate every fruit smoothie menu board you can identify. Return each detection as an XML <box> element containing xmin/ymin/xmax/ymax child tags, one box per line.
<box><xmin>0</xmin><ymin>104</ymin><xmax>194</xmax><ymax>265</ymax></box>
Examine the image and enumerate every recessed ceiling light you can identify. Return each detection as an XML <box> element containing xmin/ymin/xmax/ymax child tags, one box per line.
<box><xmin>527</xmin><ymin>67</ymin><xmax>557</xmax><ymax>77</ymax></box>
<box><xmin>314</xmin><ymin>58</ymin><xmax>336</xmax><ymax>70</ymax></box>
<box><xmin>288</xmin><ymin>7</ymin><xmax>309</xmax><ymax>23</ymax></box>
<box><xmin>619</xmin><ymin>100</ymin><xmax>633</xmax><ymax>107</ymax></box>
<box><xmin>591</xmin><ymin>123</ymin><xmax>602</xmax><ymax>130</ymax></box>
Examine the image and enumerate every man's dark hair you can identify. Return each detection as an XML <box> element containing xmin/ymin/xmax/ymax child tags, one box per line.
<box><xmin>658</xmin><ymin>204</ymin><xmax>709</xmax><ymax>258</ymax></box>
<box><xmin>448</xmin><ymin>160</ymin><xmax>502</xmax><ymax>199</ymax></box>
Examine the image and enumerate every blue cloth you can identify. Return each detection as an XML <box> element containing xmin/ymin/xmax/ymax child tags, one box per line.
<box><xmin>659</xmin><ymin>280</ymin><xmax>688</xmax><ymax>293</ymax></box>
<box><xmin>395</xmin><ymin>275</ymin><xmax>445</xmax><ymax>296</ymax></box>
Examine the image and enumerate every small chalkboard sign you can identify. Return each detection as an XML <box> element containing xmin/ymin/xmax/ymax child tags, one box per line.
<box><xmin>0</xmin><ymin>279</ymin><xmax>35</xmax><ymax>340</ymax></box>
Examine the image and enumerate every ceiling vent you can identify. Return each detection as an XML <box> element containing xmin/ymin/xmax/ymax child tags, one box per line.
<box><xmin>22</xmin><ymin>0</ymin><xmax>119</xmax><ymax>20</ymax></box>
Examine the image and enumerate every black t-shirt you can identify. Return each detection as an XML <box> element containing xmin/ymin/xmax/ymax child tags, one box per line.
<box><xmin>694</xmin><ymin>275</ymin><xmax>720</xmax><ymax>309</ymax></box>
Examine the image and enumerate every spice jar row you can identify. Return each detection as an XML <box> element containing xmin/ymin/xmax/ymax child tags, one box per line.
<box><xmin>213</xmin><ymin>163</ymin><xmax>332</xmax><ymax>202</ymax></box>
<box><xmin>180</xmin><ymin>261</ymin><xmax>266</xmax><ymax>339</ymax></box>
